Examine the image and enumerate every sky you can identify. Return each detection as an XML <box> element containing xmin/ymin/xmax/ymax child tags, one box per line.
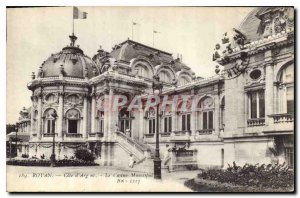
<box><xmin>6</xmin><ymin>6</ymin><xmax>253</xmax><ymax>124</ymax></box>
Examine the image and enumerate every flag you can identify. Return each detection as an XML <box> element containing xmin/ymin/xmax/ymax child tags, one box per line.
<box><xmin>153</xmin><ymin>30</ymin><xmax>160</xmax><ymax>34</ymax></box>
<box><xmin>73</xmin><ymin>7</ymin><xmax>87</xmax><ymax>19</ymax></box>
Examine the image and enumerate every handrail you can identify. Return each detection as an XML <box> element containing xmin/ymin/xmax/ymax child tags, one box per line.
<box><xmin>268</xmin><ymin>113</ymin><xmax>294</xmax><ymax>123</ymax></box>
<box><xmin>115</xmin><ymin>131</ymin><xmax>147</xmax><ymax>153</ymax></box>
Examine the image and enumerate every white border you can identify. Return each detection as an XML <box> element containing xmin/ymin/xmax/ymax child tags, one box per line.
<box><xmin>1</xmin><ymin>0</ymin><xmax>299</xmax><ymax>197</ymax></box>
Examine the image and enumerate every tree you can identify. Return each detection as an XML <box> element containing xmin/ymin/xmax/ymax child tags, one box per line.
<box><xmin>6</xmin><ymin>124</ymin><xmax>16</xmax><ymax>135</ymax></box>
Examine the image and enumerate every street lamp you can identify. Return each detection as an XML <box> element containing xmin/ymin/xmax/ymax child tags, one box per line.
<box><xmin>152</xmin><ymin>74</ymin><xmax>163</xmax><ymax>179</ymax></box>
<box><xmin>50</xmin><ymin>110</ymin><xmax>58</xmax><ymax>167</ymax></box>
<box><xmin>15</xmin><ymin>122</ymin><xmax>19</xmax><ymax>157</ymax></box>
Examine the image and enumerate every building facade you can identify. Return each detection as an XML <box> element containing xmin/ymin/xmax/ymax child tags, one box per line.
<box><xmin>15</xmin><ymin>7</ymin><xmax>294</xmax><ymax>169</ymax></box>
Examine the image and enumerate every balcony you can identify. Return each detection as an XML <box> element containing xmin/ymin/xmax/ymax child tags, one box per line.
<box><xmin>196</xmin><ymin>129</ymin><xmax>214</xmax><ymax>135</ymax></box>
<box><xmin>88</xmin><ymin>132</ymin><xmax>103</xmax><ymax>138</ymax></box>
<box><xmin>265</xmin><ymin>114</ymin><xmax>294</xmax><ymax>134</ymax></box>
<box><xmin>269</xmin><ymin>113</ymin><xmax>294</xmax><ymax>123</ymax></box>
<box><xmin>247</xmin><ymin>118</ymin><xmax>265</xmax><ymax>127</ymax></box>
<box><xmin>65</xmin><ymin>133</ymin><xmax>83</xmax><ymax>138</ymax></box>
<box><xmin>170</xmin><ymin>130</ymin><xmax>191</xmax><ymax>141</ymax></box>
<box><xmin>194</xmin><ymin>129</ymin><xmax>219</xmax><ymax>141</ymax></box>
<box><xmin>144</xmin><ymin>133</ymin><xmax>155</xmax><ymax>138</ymax></box>
<box><xmin>160</xmin><ymin>132</ymin><xmax>171</xmax><ymax>137</ymax></box>
<box><xmin>42</xmin><ymin>133</ymin><xmax>58</xmax><ymax>137</ymax></box>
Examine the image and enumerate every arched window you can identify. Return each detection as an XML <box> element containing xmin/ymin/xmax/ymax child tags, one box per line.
<box><xmin>43</xmin><ymin>108</ymin><xmax>57</xmax><ymax>134</ymax></box>
<box><xmin>177</xmin><ymin>101</ymin><xmax>191</xmax><ymax>131</ymax></box>
<box><xmin>136</xmin><ymin>64</ymin><xmax>150</xmax><ymax>78</ymax></box>
<box><xmin>119</xmin><ymin>108</ymin><xmax>132</xmax><ymax>133</ymax></box>
<box><xmin>159</xmin><ymin>70</ymin><xmax>172</xmax><ymax>83</ymax></box>
<box><xmin>178</xmin><ymin>76</ymin><xmax>191</xmax><ymax>86</ymax></box>
<box><xmin>278</xmin><ymin>64</ymin><xmax>294</xmax><ymax>114</ymax></box>
<box><xmin>162</xmin><ymin>104</ymin><xmax>172</xmax><ymax>133</ymax></box>
<box><xmin>66</xmin><ymin>109</ymin><xmax>80</xmax><ymax>134</ymax></box>
<box><xmin>97</xmin><ymin>111</ymin><xmax>104</xmax><ymax>133</ymax></box>
<box><xmin>197</xmin><ymin>96</ymin><xmax>214</xmax><ymax>130</ymax></box>
<box><xmin>145</xmin><ymin>107</ymin><xmax>156</xmax><ymax>134</ymax></box>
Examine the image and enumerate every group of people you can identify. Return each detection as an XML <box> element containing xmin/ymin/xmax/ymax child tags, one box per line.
<box><xmin>128</xmin><ymin>144</ymin><xmax>173</xmax><ymax>171</ymax></box>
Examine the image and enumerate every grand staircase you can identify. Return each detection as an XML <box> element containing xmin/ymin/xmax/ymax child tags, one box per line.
<box><xmin>115</xmin><ymin>131</ymin><xmax>156</xmax><ymax>171</ymax></box>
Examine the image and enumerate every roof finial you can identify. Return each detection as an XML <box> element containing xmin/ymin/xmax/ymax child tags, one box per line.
<box><xmin>69</xmin><ymin>33</ymin><xmax>78</xmax><ymax>47</ymax></box>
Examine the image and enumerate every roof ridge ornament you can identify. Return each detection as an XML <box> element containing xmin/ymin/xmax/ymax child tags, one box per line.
<box><xmin>69</xmin><ymin>33</ymin><xmax>78</xmax><ymax>47</ymax></box>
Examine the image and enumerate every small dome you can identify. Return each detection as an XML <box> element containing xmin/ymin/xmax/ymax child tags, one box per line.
<box><xmin>39</xmin><ymin>35</ymin><xmax>99</xmax><ymax>79</ymax></box>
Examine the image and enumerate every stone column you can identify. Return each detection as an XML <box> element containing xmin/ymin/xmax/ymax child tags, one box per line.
<box><xmin>264</xmin><ymin>50</ymin><xmax>275</xmax><ymax>127</ymax></box>
<box><xmin>107</xmin><ymin>89</ymin><xmax>117</xmax><ymax>141</ymax></box>
<box><xmin>57</xmin><ymin>92</ymin><xmax>64</xmax><ymax>139</ymax></box>
<box><xmin>91</xmin><ymin>93</ymin><xmax>96</xmax><ymax>133</ymax></box>
<box><xmin>214</xmin><ymin>94</ymin><xmax>220</xmax><ymax>135</ymax></box>
<box><xmin>103</xmin><ymin>92</ymin><xmax>109</xmax><ymax>141</ymax></box>
<box><xmin>37</xmin><ymin>92</ymin><xmax>43</xmax><ymax>140</ymax></box>
<box><xmin>82</xmin><ymin>94</ymin><xmax>88</xmax><ymax>139</ymax></box>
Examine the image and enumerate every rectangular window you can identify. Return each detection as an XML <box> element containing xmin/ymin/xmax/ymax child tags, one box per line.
<box><xmin>182</xmin><ymin>115</ymin><xmax>186</xmax><ymax>131</ymax></box>
<box><xmin>203</xmin><ymin>112</ymin><xmax>207</xmax><ymax>129</ymax></box>
<box><xmin>250</xmin><ymin>92</ymin><xmax>257</xmax><ymax>118</ymax></box>
<box><xmin>285</xmin><ymin>147</ymin><xmax>294</xmax><ymax>169</ymax></box>
<box><xmin>287</xmin><ymin>87</ymin><xmax>294</xmax><ymax>114</ymax></box>
<box><xmin>181</xmin><ymin>114</ymin><xmax>191</xmax><ymax>131</ymax></box>
<box><xmin>203</xmin><ymin>111</ymin><xmax>213</xmax><ymax>130</ymax></box>
<box><xmin>99</xmin><ymin>119</ymin><xmax>104</xmax><ymax>133</ymax></box>
<box><xmin>51</xmin><ymin>120</ymin><xmax>55</xmax><ymax>134</ymax></box>
<box><xmin>149</xmin><ymin>119</ymin><xmax>155</xmax><ymax>134</ymax></box>
<box><xmin>68</xmin><ymin>120</ymin><xmax>77</xmax><ymax>134</ymax></box>
<box><xmin>47</xmin><ymin>120</ymin><xmax>51</xmax><ymax>134</ymax></box>
<box><xmin>187</xmin><ymin>114</ymin><xmax>191</xmax><ymax>131</ymax></box>
<box><xmin>149</xmin><ymin>120</ymin><xmax>152</xmax><ymax>134</ymax></box>
<box><xmin>169</xmin><ymin>117</ymin><xmax>172</xmax><ymax>132</ymax></box>
<box><xmin>249</xmin><ymin>90</ymin><xmax>265</xmax><ymax>119</ymax></box>
<box><xmin>209</xmin><ymin>111</ymin><xmax>213</xmax><ymax>129</ymax></box>
<box><xmin>259</xmin><ymin>91</ymin><xmax>265</xmax><ymax>118</ymax></box>
<box><xmin>164</xmin><ymin>117</ymin><xmax>167</xmax><ymax>132</ymax></box>
<box><xmin>163</xmin><ymin>117</ymin><xmax>172</xmax><ymax>132</ymax></box>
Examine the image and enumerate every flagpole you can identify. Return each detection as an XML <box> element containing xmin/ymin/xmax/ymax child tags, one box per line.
<box><xmin>153</xmin><ymin>30</ymin><xmax>154</xmax><ymax>47</ymax></box>
<box><xmin>131</xmin><ymin>21</ymin><xmax>133</xmax><ymax>40</ymax></box>
<box><xmin>72</xmin><ymin>7</ymin><xmax>74</xmax><ymax>35</ymax></box>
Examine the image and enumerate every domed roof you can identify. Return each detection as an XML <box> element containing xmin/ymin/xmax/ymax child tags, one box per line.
<box><xmin>39</xmin><ymin>34</ymin><xmax>99</xmax><ymax>79</ymax></box>
<box><xmin>238</xmin><ymin>8</ymin><xmax>262</xmax><ymax>42</ymax></box>
<box><xmin>238</xmin><ymin>7</ymin><xmax>293</xmax><ymax>43</ymax></box>
<box><xmin>93</xmin><ymin>39</ymin><xmax>192</xmax><ymax>73</ymax></box>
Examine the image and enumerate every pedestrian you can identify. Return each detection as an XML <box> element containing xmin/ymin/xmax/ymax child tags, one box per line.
<box><xmin>163</xmin><ymin>144</ymin><xmax>171</xmax><ymax>172</ymax></box>
<box><xmin>128</xmin><ymin>154</ymin><xmax>136</xmax><ymax>168</ymax></box>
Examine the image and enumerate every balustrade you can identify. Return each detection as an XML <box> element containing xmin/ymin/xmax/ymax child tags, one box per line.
<box><xmin>247</xmin><ymin>118</ymin><xmax>265</xmax><ymax>127</ymax></box>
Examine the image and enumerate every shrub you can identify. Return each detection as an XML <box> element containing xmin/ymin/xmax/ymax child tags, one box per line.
<box><xmin>199</xmin><ymin>162</ymin><xmax>294</xmax><ymax>189</ymax></box>
<box><xmin>74</xmin><ymin>149</ymin><xmax>95</xmax><ymax>162</ymax></box>
<box><xmin>21</xmin><ymin>154</ymin><xmax>29</xmax><ymax>158</ymax></box>
<box><xmin>6</xmin><ymin>159</ymin><xmax>98</xmax><ymax>166</ymax></box>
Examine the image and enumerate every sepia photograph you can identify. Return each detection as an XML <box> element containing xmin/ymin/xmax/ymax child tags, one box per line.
<box><xmin>6</xmin><ymin>6</ymin><xmax>295</xmax><ymax>192</ymax></box>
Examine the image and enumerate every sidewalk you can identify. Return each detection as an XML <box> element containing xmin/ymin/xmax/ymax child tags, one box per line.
<box><xmin>7</xmin><ymin>165</ymin><xmax>198</xmax><ymax>192</ymax></box>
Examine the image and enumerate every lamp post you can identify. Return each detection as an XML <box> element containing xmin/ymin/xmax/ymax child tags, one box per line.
<box><xmin>152</xmin><ymin>75</ymin><xmax>163</xmax><ymax>179</ymax></box>
<box><xmin>15</xmin><ymin>122</ymin><xmax>19</xmax><ymax>157</ymax></box>
<box><xmin>50</xmin><ymin>110</ymin><xmax>57</xmax><ymax>167</ymax></box>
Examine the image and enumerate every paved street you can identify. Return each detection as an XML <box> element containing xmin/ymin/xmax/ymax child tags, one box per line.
<box><xmin>7</xmin><ymin>165</ymin><xmax>199</xmax><ymax>192</ymax></box>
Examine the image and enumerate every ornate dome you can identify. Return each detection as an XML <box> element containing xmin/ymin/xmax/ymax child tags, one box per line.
<box><xmin>38</xmin><ymin>34</ymin><xmax>100</xmax><ymax>79</ymax></box>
